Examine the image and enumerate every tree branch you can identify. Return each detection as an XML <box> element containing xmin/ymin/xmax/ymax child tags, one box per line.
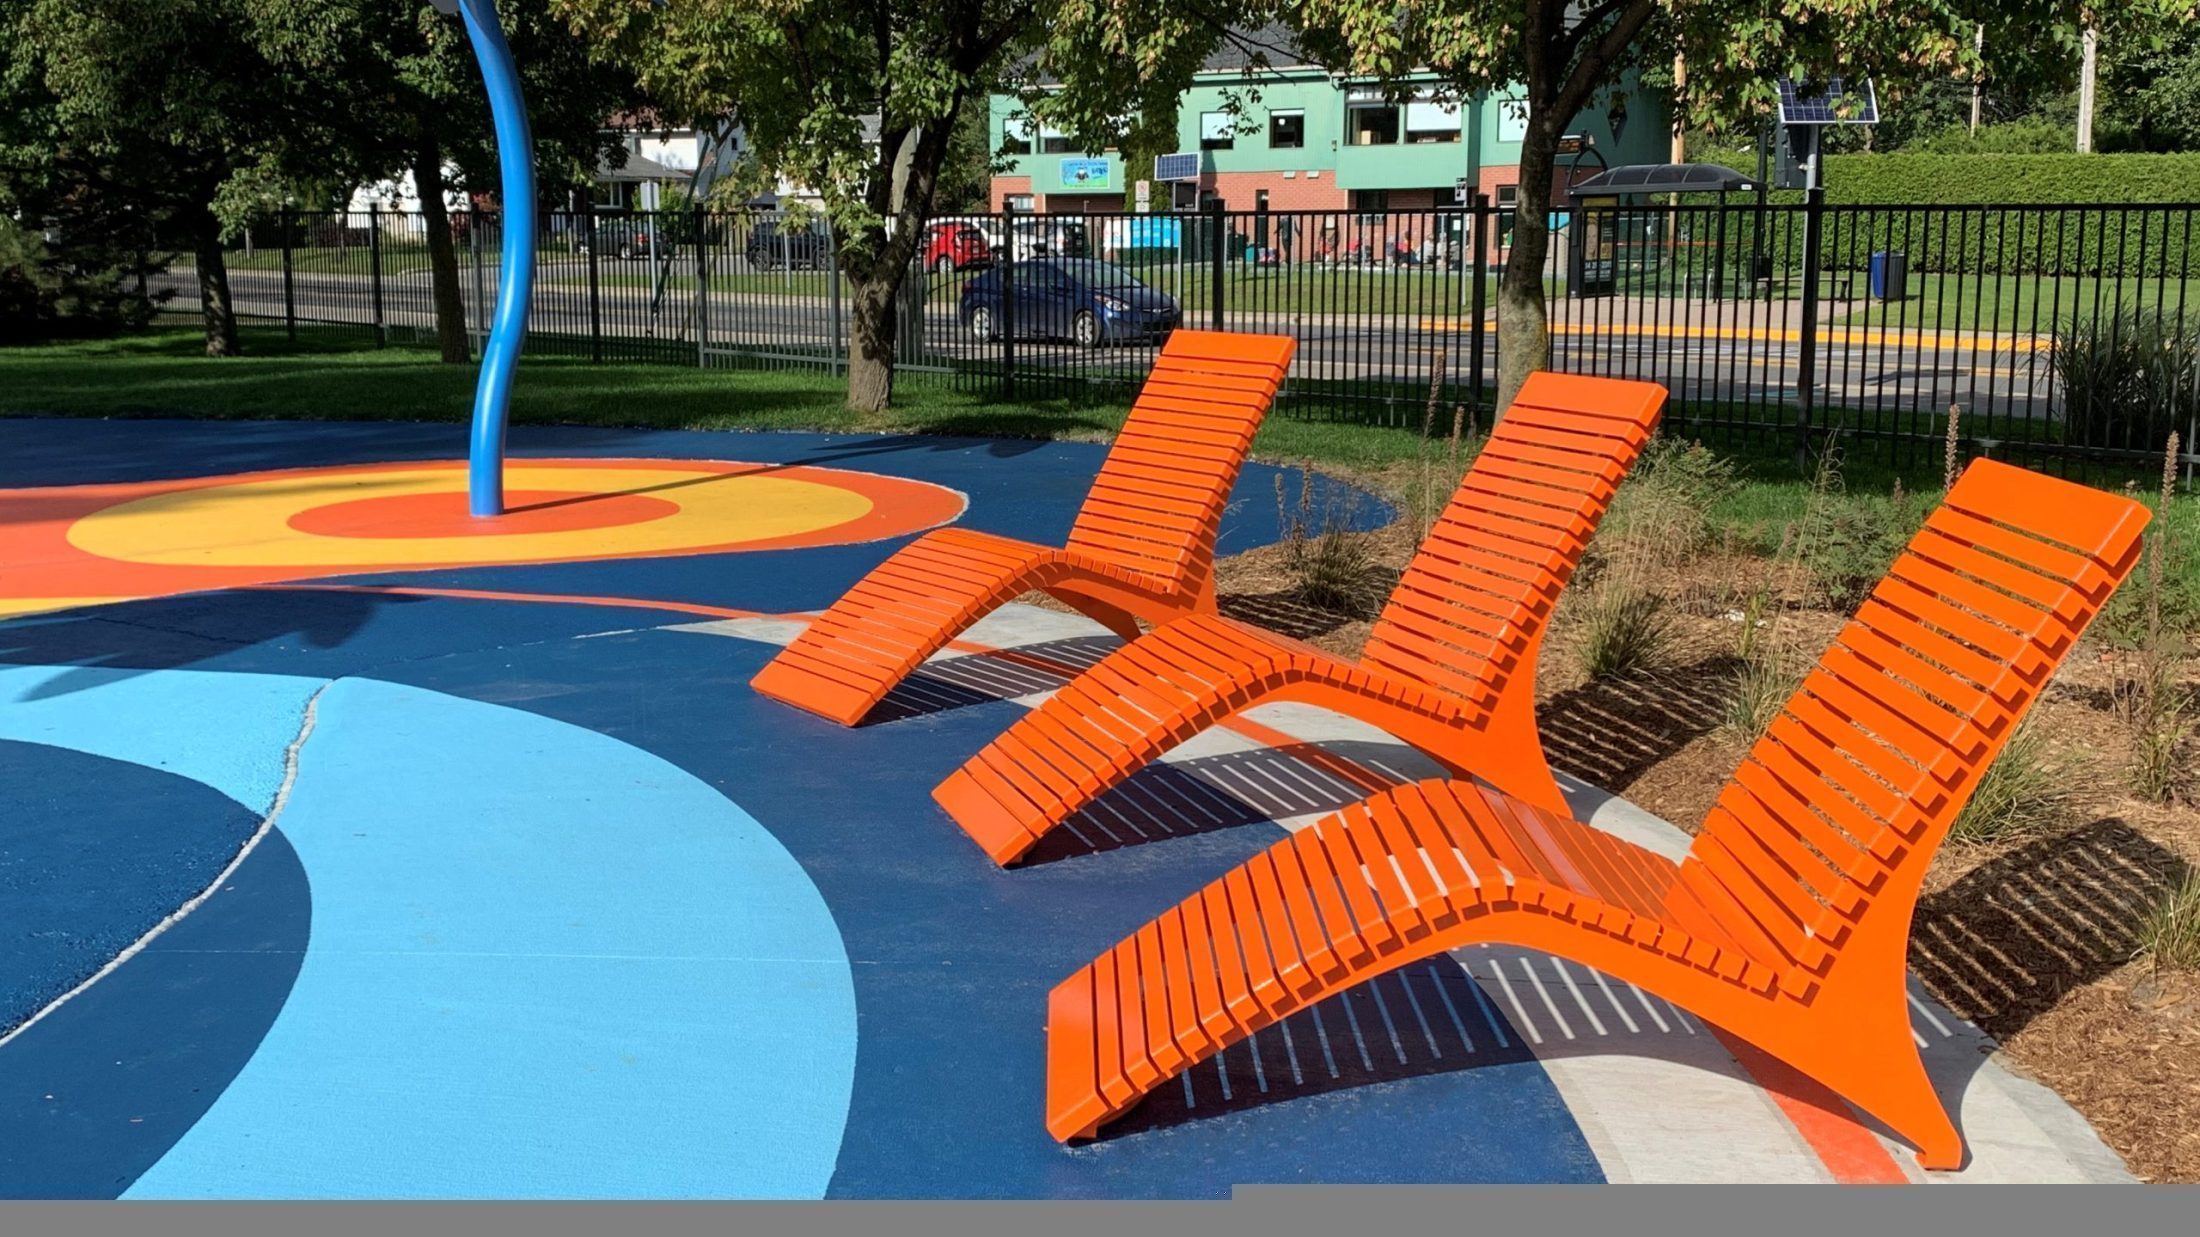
<box><xmin>1555</xmin><ymin>0</ymin><xmax>1659</xmax><ymax>120</ymax></box>
<box><xmin>1561</xmin><ymin>0</ymin><xmax>1639</xmax><ymax>54</ymax></box>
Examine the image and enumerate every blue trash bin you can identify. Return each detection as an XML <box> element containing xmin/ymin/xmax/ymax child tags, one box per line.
<box><xmin>1869</xmin><ymin>250</ymin><xmax>1907</xmax><ymax>300</ymax></box>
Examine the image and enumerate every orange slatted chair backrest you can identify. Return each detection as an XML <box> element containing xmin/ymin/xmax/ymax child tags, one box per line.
<box><xmin>1669</xmin><ymin>460</ymin><xmax>2150</xmax><ymax>993</ymax></box>
<box><xmin>1359</xmin><ymin>373</ymin><xmax>1668</xmax><ymax>715</ymax></box>
<box><xmin>1064</xmin><ymin>330</ymin><xmax>1297</xmax><ymax>592</ymax></box>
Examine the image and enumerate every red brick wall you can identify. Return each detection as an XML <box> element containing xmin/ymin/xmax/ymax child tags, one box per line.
<box><xmin>988</xmin><ymin>177</ymin><xmax>1033</xmax><ymax>210</ymax></box>
<box><xmin>1197</xmin><ymin>171</ymin><xmax>1349</xmax><ymax>212</ymax></box>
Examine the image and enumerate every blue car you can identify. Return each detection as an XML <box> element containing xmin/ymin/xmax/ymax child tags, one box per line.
<box><xmin>959</xmin><ymin>258</ymin><xmax>1181</xmax><ymax>347</ymax></box>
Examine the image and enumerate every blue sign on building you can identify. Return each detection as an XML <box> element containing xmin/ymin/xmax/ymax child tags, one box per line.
<box><xmin>1060</xmin><ymin>158</ymin><xmax>1113</xmax><ymax>190</ymax></box>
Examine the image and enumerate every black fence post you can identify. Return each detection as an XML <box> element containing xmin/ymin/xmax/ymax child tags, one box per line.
<box><xmin>280</xmin><ymin>206</ymin><xmax>297</xmax><ymax>342</ymax></box>
<box><xmin>584</xmin><ymin>210</ymin><xmax>603</xmax><ymax>363</ymax></box>
<box><xmin>1795</xmin><ymin>184</ymin><xmax>1826</xmax><ymax>466</ymax></box>
<box><xmin>467</xmin><ymin>207</ymin><xmax>485</xmax><ymax>358</ymax></box>
<box><xmin>1001</xmin><ymin>206</ymin><xmax>1017</xmax><ymax>402</ymax></box>
<box><xmin>1470</xmin><ymin>192</ymin><xmax>1491</xmax><ymax>414</ymax></box>
<box><xmin>694</xmin><ymin>206</ymin><xmax>709</xmax><ymax>368</ymax></box>
<box><xmin>1207</xmin><ymin>198</ymin><xmax>1227</xmax><ymax>331</ymax></box>
<box><xmin>367</xmin><ymin>203</ymin><xmax>386</xmax><ymax>347</ymax></box>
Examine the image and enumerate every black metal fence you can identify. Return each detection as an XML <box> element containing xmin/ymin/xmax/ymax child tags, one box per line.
<box><xmin>164</xmin><ymin>199</ymin><xmax>2200</xmax><ymax>478</ymax></box>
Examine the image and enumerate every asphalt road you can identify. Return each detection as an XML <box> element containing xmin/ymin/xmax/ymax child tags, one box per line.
<box><xmin>158</xmin><ymin>264</ymin><xmax>2056</xmax><ymax>426</ymax></box>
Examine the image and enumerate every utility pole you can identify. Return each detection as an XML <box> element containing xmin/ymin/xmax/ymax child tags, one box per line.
<box><xmin>2076</xmin><ymin>24</ymin><xmax>2098</xmax><ymax>153</ymax></box>
<box><xmin>1969</xmin><ymin>24</ymin><xmax>1984</xmax><ymax>135</ymax></box>
<box><xmin>1669</xmin><ymin>53</ymin><xmax>1687</xmax><ymax>164</ymax></box>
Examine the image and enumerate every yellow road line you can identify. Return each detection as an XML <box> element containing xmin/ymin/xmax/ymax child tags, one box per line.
<box><xmin>1416</xmin><ymin>318</ymin><xmax>2049</xmax><ymax>352</ymax></box>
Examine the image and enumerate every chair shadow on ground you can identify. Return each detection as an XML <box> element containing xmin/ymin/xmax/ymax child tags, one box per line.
<box><xmin>868</xmin><ymin>635</ymin><xmax>1121</xmax><ymax>724</ymax></box>
<box><xmin>1017</xmin><ymin>660</ymin><xmax>1734</xmax><ymax>868</ymax></box>
<box><xmin>1216</xmin><ymin>589</ymin><xmax>1373</xmax><ymax>642</ymax></box>
<box><xmin>1097</xmin><ymin>955</ymin><xmax>1545</xmax><ymax>1140</ymax></box>
<box><xmin>1018</xmin><ymin>738</ymin><xmax>1433</xmax><ymax>867</ymax></box>
<box><xmin>1535</xmin><ymin>657</ymin><xmax>1741</xmax><ymax>796</ymax></box>
<box><xmin>1909</xmin><ymin>817</ymin><xmax>2190</xmax><ymax>1043</ymax></box>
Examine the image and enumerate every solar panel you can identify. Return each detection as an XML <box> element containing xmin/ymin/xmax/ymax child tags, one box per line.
<box><xmin>1778</xmin><ymin>76</ymin><xmax>1879</xmax><ymax>126</ymax></box>
<box><xmin>1153</xmin><ymin>152</ymin><xmax>1200</xmax><ymax>182</ymax></box>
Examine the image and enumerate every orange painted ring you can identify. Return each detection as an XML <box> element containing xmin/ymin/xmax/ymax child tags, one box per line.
<box><xmin>0</xmin><ymin>458</ymin><xmax>967</xmax><ymax>618</ymax></box>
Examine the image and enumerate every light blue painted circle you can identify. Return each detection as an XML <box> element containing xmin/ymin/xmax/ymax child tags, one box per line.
<box><xmin>0</xmin><ymin>666</ymin><xmax>857</xmax><ymax>1198</ymax></box>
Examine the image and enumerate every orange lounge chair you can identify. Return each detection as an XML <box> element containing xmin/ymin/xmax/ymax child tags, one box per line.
<box><xmin>1042</xmin><ymin>459</ymin><xmax>2149</xmax><ymax>1168</ymax></box>
<box><xmin>934</xmin><ymin>372</ymin><xmax>1667</xmax><ymax>864</ymax></box>
<box><xmin>751</xmin><ymin>330</ymin><xmax>1296</xmax><ymax>725</ymax></box>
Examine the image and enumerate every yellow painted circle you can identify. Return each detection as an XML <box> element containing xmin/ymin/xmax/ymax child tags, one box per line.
<box><xmin>68</xmin><ymin>466</ymin><xmax>874</xmax><ymax>568</ymax></box>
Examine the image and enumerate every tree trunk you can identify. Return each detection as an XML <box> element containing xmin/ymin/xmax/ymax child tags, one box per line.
<box><xmin>414</xmin><ymin>139</ymin><xmax>471</xmax><ymax>364</ymax></box>
<box><xmin>1494</xmin><ymin>115</ymin><xmax>1562</xmax><ymax>414</ymax></box>
<box><xmin>192</xmin><ymin>205</ymin><xmax>240</xmax><ymax>357</ymax></box>
<box><xmin>841</xmin><ymin>108</ymin><xmax>959</xmax><ymax>413</ymax></box>
<box><xmin>846</xmin><ymin>269</ymin><xmax>899</xmax><ymax>413</ymax></box>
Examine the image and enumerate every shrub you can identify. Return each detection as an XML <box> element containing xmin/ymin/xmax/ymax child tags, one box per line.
<box><xmin>1822</xmin><ymin>153</ymin><xmax>2200</xmax><ymax>210</ymax></box>
<box><xmin>1609</xmin><ymin>436</ymin><xmax>1740</xmax><ymax>555</ymax></box>
<box><xmin>1276</xmin><ymin>470</ymin><xmax>1380</xmax><ymax>616</ymax></box>
<box><xmin>1732</xmin><ymin>154</ymin><xmax>2200</xmax><ymax>277</ymax></box>
<box><xmin>2138</xmin><ymin>871</ymin><xmax>2200</xmax><ymax>974</ymax></box>
<box><xmin>2051</xmin><ymin>309</ymin><xmax>2200</xmax><ymax>455</ymax></box>
<box><xmin>2098</xmin><ymin>491</ymin><xmax>2200</xmax><ymax>651</ymax></box>
<box><xmin>2116</xmin><ymin>437</ymin><xmax>2195</xmax><ymax>804</ymax></box>
<box><xmin>1949</xmin><ymin>721</ymin><xmax>2072</xmax><ymax>845</ymax></box>
<box><xmin>0</xmin><ymin>215</ymin><xmax>165</xmax><ymax>339</ymax></box>
<box><xmin>1576</xmin><ymin>583</ymin><xmax>1672</xmax><ymax>680</ymax></box>
<box><xmin>1720</xmin><ymin>647</ymin><xmax>1802</xmax><ymax>742</ymax></box>
<box><xmin>1786</xmin><ymin>442</ymin><xmax>1922</xmax><ymax>608</ymax></box>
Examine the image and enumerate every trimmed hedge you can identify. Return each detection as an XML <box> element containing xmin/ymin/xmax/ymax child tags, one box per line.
<box><xmin>1822</xmin><ymin>153</ymin><xmax>2200</xmax><ymax>207</ymax></box>
<box><xmin>1708</xmin><ymin>155</ymin><xmax>2200</xmax><ymax>277</ymax></box>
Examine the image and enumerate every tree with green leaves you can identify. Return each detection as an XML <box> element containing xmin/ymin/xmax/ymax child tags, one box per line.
<box><xmin>1262</xmin><ymin>1</ymin><xmax>2188</xmax><ymax>411</ymax></box>
<box><xmin>248</xmin><ymin>1</ymin><xmax>645</xmax><ymax>363</ymax></box>
<box><xmin>553</xmin><ymin>0</ymin><xmax>1243</xmax><ymax>413</ymax></box>
<box><xmin>3</xmin><ymin>0</ymin><xmax>305</xmax><ymax>355</ymax></box>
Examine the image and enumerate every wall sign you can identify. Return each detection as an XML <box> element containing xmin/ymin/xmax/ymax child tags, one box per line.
<box><xmin>1059</xmin><ymin>158</ymin><xmax>1113</xmax><ymax>190</ymax></box>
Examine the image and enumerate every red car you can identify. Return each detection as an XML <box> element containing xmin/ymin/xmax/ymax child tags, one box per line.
<box><xmin>921</xmin><ymin>221</ymin><xmax>992</xmax><ymax>273</ymax></box>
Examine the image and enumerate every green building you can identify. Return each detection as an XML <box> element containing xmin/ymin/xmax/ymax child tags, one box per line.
<box><xmin>988</xmin><ymin>34</ymin><xmax>1671</xmax><ymax>220</ymax></box>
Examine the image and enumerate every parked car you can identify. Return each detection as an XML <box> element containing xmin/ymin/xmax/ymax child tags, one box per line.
<box><xmin>573</xmin><ymin>214</ymin><xmax>677</xmax><ymax>261</ymax></box>
<box><xmin>746</xmin><ymin>219</ymin><xmax>834</xmax><ymax>270</ymax></box>
<box><xmin>959</xmin><ymin>257</ymin><xmax>1180</xmax><ymax>347</ymax></box>
<box><xmin>920</xmin><ymin>221</ymin><xmax>992</xmax><ymax>273</ymax></box>
<box><xmin>1009</xmin><ymin>219</ymin><xmax>1090</xmax><ymax>260</ymax></box>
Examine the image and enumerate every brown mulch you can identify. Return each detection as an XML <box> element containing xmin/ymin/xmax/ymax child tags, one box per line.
<box><xmin>1201</xmin><ymin>520</ymin><xmax>2200</xmax><ymax>1182</ymax></box>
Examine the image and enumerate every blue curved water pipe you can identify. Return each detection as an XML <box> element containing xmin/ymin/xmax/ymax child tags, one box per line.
<box><xmin>439</xmin><ymin>0</ymin><xmax>536</xmax><ymax>517</ymax></box>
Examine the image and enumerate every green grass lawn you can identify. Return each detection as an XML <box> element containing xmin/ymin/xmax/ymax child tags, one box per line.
<box><xmin>0</xmin><ymin>324</ymin><xmax>1427</xmax><ymax>472</ymax></box>
<box><xmin>7</xmin><ymin>323</ymin><xmax>2186</xmax><ymax>559</ymax></box>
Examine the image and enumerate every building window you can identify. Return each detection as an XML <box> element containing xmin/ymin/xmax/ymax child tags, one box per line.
<box><xmin>1268</xmin><ymin>109</ymin><xmax>1305</xmax><ymax>148</ymax></box>
<box><xmin>1005</xmin><ymin>193</ymin><xmax>1035</xmax><ymax>213</ymax></box>
<box><xmin>1404</xmin><ymin>97</ymin><xmax>1462</xmax><ymax>144</ymax></box>
<box><xmin>1495</xmin><ymin>184</ymin><xmax>1518</xmax><ymax>205</ymax></box>
<box><xmin>1038</xmin><ymin>123</ymin><xmax>1073</xmax><ymax>155</ymax></box>
<box><xmin>1346</xmin><ymin>101</ymin><xmax>1399</xmax><ymax>146</ymax></box>
<box><xmin>1199</xmin><ymin>112</ymin><xmax>1235</xmax><ymax>151</ymax></box>
<box><xmin>1353</xmin><ymin>189</ymin><xmax>1389</xmax><ymax>215</ymax></box>
<box><xmin>1002</xmin><ymin>118</ymin><xmax>1033</xmax><ymax>156</ymax></box>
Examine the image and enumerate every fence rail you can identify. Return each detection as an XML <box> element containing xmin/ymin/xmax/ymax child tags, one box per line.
<box><xmin>162</xmin><ymin>200</ymin><xmax>2200</xmax><ymax>479</ymax></box>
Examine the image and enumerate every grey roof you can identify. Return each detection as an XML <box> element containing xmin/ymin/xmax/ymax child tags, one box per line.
<box><xmin>1199</xmin><ymin>24</ymin><xmax>1316</xmax><ymax>72</ymax></box>
<box><xmin>595</xmin><ymin>150</ymin><xmax>687</xmax><ymax>183</ymax></box>
<box><xmin>1568</xmin><ymin>163</ymin><xmax>1758</xmax><ymax>197</ymax></box>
